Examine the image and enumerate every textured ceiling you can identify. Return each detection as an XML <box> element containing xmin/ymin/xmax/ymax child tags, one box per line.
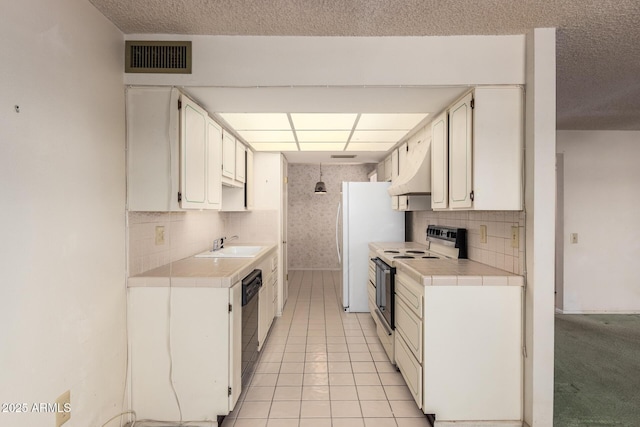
<box><xmin>89</xmin><ymin>0</ymin><xmax>640</xmax><ymax>130</ymax></box>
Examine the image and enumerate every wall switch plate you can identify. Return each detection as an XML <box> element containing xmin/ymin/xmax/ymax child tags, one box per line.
<box><xmin>155</xmin><ymin>226</ymin><xmax>165</xmax><ymax>245</ymax></box>
<box><xmin>55</xmin><ymin>390</ymin><xmax>71</xmax><ymax>427</ymax></box>
<box><xmin>511</xmin><ymin>226</ymin><xmax>519</xmax><ymax>248</ymax></box>
<box><xmin>480</xmin><ymin>225</ymin><xmax>488</xmax><ymax>244</ymax></box>
<box><xmin>570</xmin><ymin>233</ymin><xmax>578</xmax><ymax>244</ymax></box>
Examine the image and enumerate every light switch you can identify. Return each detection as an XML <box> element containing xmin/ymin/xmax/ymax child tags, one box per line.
<box><xmin>155</xmin><ymin>226</ymin><xmax>165</xmax><ymax>245</ymax></box>
<box><xmin>480</xmin><ymin>225</ymin><xmax>487</xmax><ymax>244</ymax></box>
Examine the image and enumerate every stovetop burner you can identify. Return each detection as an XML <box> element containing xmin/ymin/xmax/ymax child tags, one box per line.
<box><xmin>422</xmin><ymin>256</ymin><xmax>439</xmax><ymax>259</ymax></box>
<box><xmin>384</xmin><ymin>250</ymin><xmax>400</xmax><ymax>254</ymax></box>
<box><xmin>394</xmin><ymin>255</ymin><xmax>415</xmax><ymax>259</ymax></box>
<box><xmin>406</xmin><ymin>250</ymin><xmax>426</xmax><ymax>254</ymax></box>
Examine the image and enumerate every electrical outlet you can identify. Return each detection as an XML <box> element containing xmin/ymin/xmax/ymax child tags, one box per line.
<box><xmin>511</xmin><ymin>226</ymin><xmax>519</xmax><ymax>248</ymax></box>
<box><xmin>55</xmin><ymin>390</ymin><xmax>71</xmax><ymax>427</ymax></box>
<box><xmin>155</xmin><ymin>226</ymin><xmax>165</xmax><ymax>245</ymax></box>
<box><xmin>480</xmin><ymin>225</ymin><xmax>487</xmax><ymax>244</ymax></box>
<box><xmin>570</xmin><ymin>233</ymin><xmax>578</xmax><ymax>244</ymax></box>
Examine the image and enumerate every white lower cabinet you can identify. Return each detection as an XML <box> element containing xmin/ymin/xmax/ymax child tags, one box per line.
<box><xmin>394</xmin><ymin>270</ymin><xmax>523</xmax><ymax>423</ymax></box>
<box><xmin>128</xmin><ymin>282</ymin><xmax>242</xmax><ymax>422</ymax></box>
<box><xmin>257</xmin><ymin>251</ymin><xmax>278</xmax><ymax>351</ymax></box>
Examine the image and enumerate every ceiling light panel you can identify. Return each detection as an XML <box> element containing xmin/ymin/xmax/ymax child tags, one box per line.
<box><xmin>237</xmin><ymin>130</ymin><xmax>295</xmax><ymax>142</ymax></box>
<box><xmin>299</xmin><ymin>143</ymin><xmax>346</xmax><ymax>151</ymax></box>
<box><xmin>219</xmin><ymin>113</ymin><xmax>291</xmax><ymax>130</ymax></box>
<box><xmin>291</xmin><ymin>113</ymin><xmax>358</xmax><ymax>130</ymax></box>
<box><xmin>350</xmin><ymin>130</ymin><xmax>410</xmax><ymax>142</ymax></box>
<box><xmin>249</xmin><ymin>142</ymin><xmax>299</xmax><ymax>151</ymax></box>
<box><xmin>346</xmin><ymin>142</ymin><xmax>396</xmax><ymax>151</ymax></box>
<box><xmin>357</xmin><ymin>113</ymin><xmax>428</xmax><ymax>130</ymax></box>
<box><xmin>296</xmin><ymin>130</ymin><xmax>351</xmax><ymax>142</ymax></box>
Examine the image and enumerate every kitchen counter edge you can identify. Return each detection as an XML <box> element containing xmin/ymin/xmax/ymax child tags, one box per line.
<box><xmin>369</xmin><ymin>242</ymin><xmax>524</xmax><ymax>287</ymax></box>
<box><xmin>127</xmin><ymin>243</ymin><xmax>278</xmax><ymax>289</ymax></box>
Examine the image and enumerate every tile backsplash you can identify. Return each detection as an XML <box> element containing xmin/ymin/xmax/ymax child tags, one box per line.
<box><xmin>409</xmin><ymin>210</ymin><xmax>525</xmax><ymax>275</ymax></box>
<box><xmin>127</xmin><ymin>209</ymin><xmax>279</xmax><ymax>276</ymax></box>
<box><xmin>127</xmin><ymin>210</ymin><xmax>225</xmax><ymax>276</ymax></box>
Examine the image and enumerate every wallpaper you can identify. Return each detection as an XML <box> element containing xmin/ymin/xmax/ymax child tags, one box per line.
<box><xmin>288</xmin><ymin>163</ymin><xmax>374</xmax><ymax>270</ymax></box>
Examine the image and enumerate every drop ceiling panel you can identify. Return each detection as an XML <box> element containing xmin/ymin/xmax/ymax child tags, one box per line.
<box><xmin>291</xmin><ymin>113</ymin><xmax>358</xmax><ymax>130</ymax></box>
<box><xmin>237</xmin><ymin>130</ymin><xmax>295</xmax><ymax>142</ymax></box>
<box><xmin>346</xmin><ymin>142</ymin><xmax>396</xmax><ymax>151</ymax></box>
<box><xmin>219</xmin><ymin>113</ymin><xmax>291</xmax><ymax>130</ymax></box>
<box><xmin>350</xmin><ymin>130</ymin><xmax>410</xmax><ymax>142</ymax></box>
<box><xmin>249</xmin><ymin>142</ymin><xmax>299</xmax><ymax>151</ymax></box>
<box><xmin>299</xmin><ymin>142</ymin><xmax>346</xmax><ymax>151</ymax></box>
<box><xmin>357</xmin><ymin>113</ymin><xmax>428</xmax><ymax>130</ymax></box>
<box><xmin>296</xmin><ymin>130</ymin><xmax>351</xmax><ymax>142</ymax></box>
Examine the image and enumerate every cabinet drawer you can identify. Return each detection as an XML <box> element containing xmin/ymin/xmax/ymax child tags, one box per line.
<box><xmin>395</xmin><ymin>332</ymin><xmax>422</xmax><ymax>410</ymax></box>
<box><xmin>395</xmin><ymin>296</ymin><xmax>422</xmax><ymax>361</ymax></box>
<box><xmin>368</xmin><ymin>260</ymin><xmax>376</xmax><ymax>284</ymax></box>
<box><xmin>395</xmin><ymin>272</ymin><xmax>423</xmax><ymax>319</ymax></box>
<box><xmin>367</xmin><ymin>280</ymin><xmax>376</xmax><ymax>306</ymax></box>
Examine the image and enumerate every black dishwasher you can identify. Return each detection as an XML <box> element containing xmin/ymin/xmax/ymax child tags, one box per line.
<box><xmin>241</xmin><ymin>269</ymin><xmax>262</xmax><ymax>385</ymax></box>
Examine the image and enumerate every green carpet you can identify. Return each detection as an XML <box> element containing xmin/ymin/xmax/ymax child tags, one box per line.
<box><xmin>554</xmin><ymin>314</ymin><xmax>640</xmax><ymax>426</ymax></box>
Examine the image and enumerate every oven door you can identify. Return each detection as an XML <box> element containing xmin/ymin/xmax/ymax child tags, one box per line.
<box><xmin>371</xmin><ymin>257</ymin><xmax>395</xmax><ymax>332</ymax></box>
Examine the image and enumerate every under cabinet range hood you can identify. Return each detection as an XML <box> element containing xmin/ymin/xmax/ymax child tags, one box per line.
<box><xmin>387</xmin><ymin>127</ymin><xmax>432</xmax><ymax>196</ymax></box>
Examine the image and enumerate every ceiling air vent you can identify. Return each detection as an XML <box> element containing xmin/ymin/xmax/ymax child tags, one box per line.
<box><xmin>331</xmin><ymin>155</ymin><xmax>357</xmax><ymax>159</ymax></box>
<box><xmin>125</xmin><ymin>41</ymin><xmax>192</xmax><ymax>74</ymax></box>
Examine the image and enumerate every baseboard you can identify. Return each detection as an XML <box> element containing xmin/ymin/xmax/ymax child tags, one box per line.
<box><xmin>556</xmin><ymin>309</ymin><xmax>640</xmax><ymax>314</ymax></box>
<box><xmin>434</xmin><ymin>421</ymin><xmax>523</xmax><ymax>427</ymax></box>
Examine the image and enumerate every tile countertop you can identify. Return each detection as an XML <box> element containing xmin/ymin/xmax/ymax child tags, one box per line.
<box><xmin>127</xmin><ymin>243</ymin><xmax>278</xmax><ymax>289</ymax></box>
<box><xmin>369</xmin><ymin>242</ymin><xmax>524</xmax><ymax>287</ymax></box>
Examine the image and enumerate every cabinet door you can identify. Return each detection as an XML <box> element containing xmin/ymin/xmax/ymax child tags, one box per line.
<box><xmin>431</xmin><ymin>112</ymin><xmax>448</xmax><ymax>209</ymax></box>
<box><xmin>398</xmin><ymin>142</ymin><xmax>408</xmax><ymax>176</ymax></box>
<box><xmin>449</xmin><ymin>92</ymin><xmax>473</xmax><ymax>209</ymax></box>
<box><xmin>258</xmin><ymin>286</ymin><xmax>268</xmax><ymax>350</ymax></box>
<box><xmin>180</xmin><ymin>96</ymin><xmax>207</xmax><ymax>208</ymax></box>
<box><xmin>235</xmin><ymin>142</ymin><xmax>246</xmax><ymax>183</ymax></box>
<box><xmin>229</xmin><ymin>281</ymin><xmax>242</xmax><ymax>410</ymax></box>
<box><xmin>391</xmin><ymin>148</ymin><xmax>399</xmax><ymax>181</ymax></box>
<box><xmin>246</xmin><ymin>149</ymin><xmax>254</xmax><ymax>210</ymax></box>
<box><xmin>206</xmin><ymin>118</ymin><xmax>222</xmax><ymax>210</ymax></box>
<box><xmin>222</xmin><ymin>132</ymin><xmax>236</xmax><ymax>179</ymax></box>
<box><xmin>384</xmin><ymin>155</ymin><xmax>392</xmax><ymax>181</ymax></box>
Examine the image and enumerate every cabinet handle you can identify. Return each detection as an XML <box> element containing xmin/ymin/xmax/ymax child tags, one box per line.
<box><xmin>470</xmin><ymin>191</ymin><xmax>474</xmax><ymax>201</ymax></box>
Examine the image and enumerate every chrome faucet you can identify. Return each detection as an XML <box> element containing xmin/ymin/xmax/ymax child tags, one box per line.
<box><xmin>222</xmin><ymin>235</ymin><xmax>239</xmax><ymax>248</ymax></box>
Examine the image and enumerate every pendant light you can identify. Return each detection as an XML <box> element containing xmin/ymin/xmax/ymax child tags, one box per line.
<box><xmin>314</xmin><ymin>163</ymin><xmax>327</xmax><ymax>194</ymax></box>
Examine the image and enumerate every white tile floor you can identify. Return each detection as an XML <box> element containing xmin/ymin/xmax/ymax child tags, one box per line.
<box><xmin>222</xmin><ymin>270</ymin><xmax>430</xmax><ymax>427</ymax></box>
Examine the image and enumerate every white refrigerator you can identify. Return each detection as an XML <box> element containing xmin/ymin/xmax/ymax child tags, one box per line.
<box><xmin>336</xmin><ymin>182</ymin><xmax>405</xmax><ymax>312</ymax></box>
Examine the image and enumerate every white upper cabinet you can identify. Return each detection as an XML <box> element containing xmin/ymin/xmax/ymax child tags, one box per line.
<box><xmin>222</xmin><ymin>131</ymin><xmax>236</xmax><ymax>182</ymax></box>
<box><xmin>383</xmin><ymin>155</ymin><xmax>392</xmax><ymax>181</ymax></box>
<box><xmin>206</xmin><ymin>118</ymin><xmax>223</xmax><ymax>210</ymax></box>
<box><xmin>391</xmin><ymin>148</ymin><xmax>399</xmax><ymax>181</ymax></box>
<box><xmin>449</xmin><ymin>92</ymin><xmax>474</xmax><ymax>209</ymax></box>
<box><xmin>235</xmin><ymin>142</ymin><xmax>246</xmax><ymax>184</ymax></box>
<box><xmin>398</xmin><ymin>142</ymin><xmax>408</xmax><ymax>176</ymax></box>
<box><xmin>222</xmin><ymin>131</ymin><xmax>247</xmax><ymax>189</ymax></box>
<box><xmin>432</xmin><ymin>87</ymin><xmax>524</xmax><ymax>211</ymax></box>
<box><xmin>431</xmin><ymin>112</ymin><xmax>448</xmax><ymax>210</ymax></box>
<box><xmin>180</xmin><ymin>96</ymin><xmax>207</xmax><ymax>208</ymax></box>
<box><xmin>126</xmin><ymin>87</ymin><xmax>223</xmax><ymax>212</ymax></box>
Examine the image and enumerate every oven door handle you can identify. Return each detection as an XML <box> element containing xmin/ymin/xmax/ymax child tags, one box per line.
<box><xmin>374</xmin><ymin>308</ymin><xmax>393</xmax><ymax>336</ymax></box>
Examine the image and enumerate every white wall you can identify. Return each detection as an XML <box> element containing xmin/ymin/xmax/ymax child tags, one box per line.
<box><xmin>124</xmin><ymin>35</ymin><xmax>525</xmax><ymax>87</ymax></box>
<box><xmin>0</xmin><ymin>1</ymin><xmax>126</xmax><ymax>426</ymax></box>
<box><xmin>557</xmin><ymin>131</ymin><xmax>640</xmax><ymax>313</ymax></box>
